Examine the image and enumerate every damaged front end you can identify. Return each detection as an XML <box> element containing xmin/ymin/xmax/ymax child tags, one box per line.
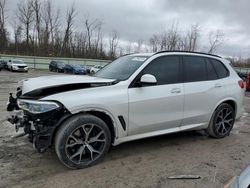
<box><xmin>7</xmin><ymin>92</ymin><xmax>70</xmax><ymax>153</ymax></box>
<box><xmin>6</xmin><ymin>75</ymin><xmax>117</xmax><ymax>153</ymax></box>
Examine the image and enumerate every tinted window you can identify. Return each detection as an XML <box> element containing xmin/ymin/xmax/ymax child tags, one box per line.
<box><xmin>210</xmin><ymin>59</ymin><xmax>229</xmax><ymax>79</ymax></box>
<box><xmin>206</xmin><ymin>59</ymin><xmax>218</xmax><ymax>80</ymax></box>
<box><xmin>183</xmin><ymin>56</ymin><xmax>206</xmax><ymax>82</ymax></box>
<box><xmin>142</xmin><ymin>56</ymin><xmax>180</xmax><ymax>85</ymax></box>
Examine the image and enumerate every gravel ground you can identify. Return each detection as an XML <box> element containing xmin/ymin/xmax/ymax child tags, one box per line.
<box><xmin>0</xmin><ymin>69</ymin><xmax>250</xmax><ymax>188</ymax></box>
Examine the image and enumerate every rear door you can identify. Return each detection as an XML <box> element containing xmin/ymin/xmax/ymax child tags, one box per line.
<box><xmin>128</xmin><ymin>55</ymin><xmax>184</xmax><ymax>135</ymax></box>
<box><xmin>182</xmin><ymin>55</ymin><xmax>227</xmax><ymax>128</ymax></box>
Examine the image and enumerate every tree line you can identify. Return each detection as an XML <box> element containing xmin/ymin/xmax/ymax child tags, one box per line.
<box><xmin>0</xmin><ymin>0</ymin><xmax>226</xmax><ymax>60</ymax></box>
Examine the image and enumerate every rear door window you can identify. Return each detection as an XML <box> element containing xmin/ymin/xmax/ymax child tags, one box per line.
<box><xmin>206</xmin><ymin>58</ymin><xmax>218</xmax><ymax>80</ymax></box>
<box><xmin>183</xmin><ymin>56</ymin><xmax>206</xmax><ymax>82</ymax></box>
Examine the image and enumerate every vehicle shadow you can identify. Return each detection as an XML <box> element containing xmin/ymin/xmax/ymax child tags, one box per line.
<box><xmin>106</xmin><ymin>130</ymin><xmax>208</xmax><ymax>161</ymax></box>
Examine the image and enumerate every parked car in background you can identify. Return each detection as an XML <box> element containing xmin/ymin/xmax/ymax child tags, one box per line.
<box><xmin>7</xmin><ymin>60</ymin><xmax>28</xmax><ymax>72</ymax></box>
<box><xmin>85</xmin><ymin>65</ymin><xmax>92</xmax><ymax>74</ymax></box>
<box><xmin>90</xmin><ymin>65</ymin><xmax>105</xmax><ymax>74</ymax></box>
<box><xmin>49</xmin><ymin>61</ymin><xmax>65</xmax><ymax>72</ymax></box>
<box><xmin>0</xmin><ymin>60</ymin><xmax>7</xmax><ymax>70</ymax></box>
<box><xmin>7</xmin><ymin>51</ymin><xmax>244</xmax><ymax>169</ymax></box>
<box><xmin>64</xmin><ymin>64</ymin><xmax>86</xmax><ymax>74</ymax></box>
<box><xmin>0</xmin><ymin>60</ymin><xmax>4</xmax><ymax>71</ymax></box>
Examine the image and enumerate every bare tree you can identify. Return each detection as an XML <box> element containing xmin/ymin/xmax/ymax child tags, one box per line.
<box><xmin>166</xmin><ymin>23</ymin><xmax>180</xmax><ymax>50</ymax></box>
<box><xmin>149</xmin><ymin>23</ymin><xmax>181</xmax><ymax>52</ymax></box>
<box><xmin>186</xmin><ymin>24</ymin><xmax>200</xmax><ymax>51</ymax></box>
<box><xmin>108</xmin><ymin>30</ymin><xmax>119</xmax><ymax>58</ymax></box>
<box><xmin>32</xmin><ymin>0</ymin><xmax>41</xmax><ymax>48</ymax></box>
<box><xmin>149</xmin><ymin>34</ymin><xmax>160</xmax><ymax>52</ymax></box>
<box><xmin>42</xmin><ymin>0</ymin><xmax>60</xmax><ymax>55</ymax></box>
<box><xmin>0</xmin><ymin>0</ymin><xmax>7</xmax><ymax>52</ymax></box>
<box><xmin>83</xmin><ymin>16</ymin><xmax>103</xmax><ymax>57</ymax></box>
<box><xmin>17</xmin><ymin>0</ymin><xmax>34</xmax><ymax>49</ymax></box>
<box><xmin>208</xmin><ymin>30</ymin><xmax>224</xmax><ymax>54</ymax></box>
<box><xmin>61</xmin><ymin>4</ymin><xmax>76</xmax><ymax>56</ymax></box>
<box><xmin>93</xmin><ymin>21</ymin><xmax>103</xmax><ymax>57</ymax></box>
<box><xmin>11</xmin><ymin>17</ymin><xmax>23</xmax><ymax>54</ymax></box>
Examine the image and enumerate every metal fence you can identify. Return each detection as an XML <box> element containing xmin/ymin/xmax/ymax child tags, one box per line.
<box><xmin>0</xmin><ymin>54</ymin><xmax>110</xmax><ymax>70</ymax></box>
<box><xmin>234</xmin><ymin>67</ymin><xmax>250</xmax><ymax>74</ymax></box>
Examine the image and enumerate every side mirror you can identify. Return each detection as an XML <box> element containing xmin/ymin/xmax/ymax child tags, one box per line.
<box><xmin>140</xmin><ymin>74</ymin><xmax>157</xmax><ymax>85</ymax></box>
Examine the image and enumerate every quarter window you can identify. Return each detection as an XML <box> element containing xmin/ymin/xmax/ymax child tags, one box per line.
<box><xmin>141</xmin><ymin>56</ymin><xmax>180</xmax><ymax>85</ymax></box>
<box><xmin>210</xmin><ymin>59</ymin><xmax>229</xmax><ymax>79</ymax></box>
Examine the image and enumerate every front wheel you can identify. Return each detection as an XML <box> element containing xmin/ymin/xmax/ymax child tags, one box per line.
<box><xmin>207</xmin><ymin>103</ymin><xmax>235</xmax><ymax>138</ymax></box>
<box><xmin>55</xmin><ymin>114</ymin><xmax>111</xmax><ymax>169</ymax></box>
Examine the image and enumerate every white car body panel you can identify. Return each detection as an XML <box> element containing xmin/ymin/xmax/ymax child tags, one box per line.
<box><xmin>128</xmin><ymin>83</ymin><xmax>184</xmax><ymax>135</ymax></box>
<box><xmin>19</xmin><ymin>52</ymin><xmax>244</xmax><ymax>146</ymax></box>
<box><xmin>42</xmin><ymin>82</ymin><xmax>129</xmax><ymax>139</ymax></box>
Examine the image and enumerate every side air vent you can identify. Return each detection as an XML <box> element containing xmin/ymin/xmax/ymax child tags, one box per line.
<box><xmin>118</xmin><ymin>115</ymin><xmax>126</xmax><ymax>131</ymax></box>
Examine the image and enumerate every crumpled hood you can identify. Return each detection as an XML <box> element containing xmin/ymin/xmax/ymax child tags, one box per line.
<box><xmin>20</xmin><ymin>75</ymin><xmax>115</xmax><ymax>96</ymax></box>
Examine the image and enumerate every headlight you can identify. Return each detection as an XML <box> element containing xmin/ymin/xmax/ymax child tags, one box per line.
<box><xmin>17</xmin><ymin>99</ymin><xmax>60</xmax><ymax>114</ymax></box>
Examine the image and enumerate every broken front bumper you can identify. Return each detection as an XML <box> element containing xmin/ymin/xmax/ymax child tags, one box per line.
<box><xmin>6</xmin><ymin>93</ymin><xmax>71</xmax><ymax>153</ymax></box>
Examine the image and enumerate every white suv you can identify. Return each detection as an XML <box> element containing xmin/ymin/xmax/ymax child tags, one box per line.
<box><xmin>7</xmin><ymin>51</ymin><xmax>244</xmax><ymax>169</ymax></box>
<box><xmin>7</xmin><ymin>60</ymin><xmax>29</xmax><ymax>72</ymax></box>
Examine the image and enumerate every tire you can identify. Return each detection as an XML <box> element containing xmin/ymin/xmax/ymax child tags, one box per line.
<box><xmin>11</xmin><ymin>67</ymin><xmax>13</xmax><ymax>72</ymax></box>
<box><xmin>207</xmin><ymin>103</ymin><xmax>235</xmax><ymax>138</ymax></box>
<box><xmin>55</xmin><ymin>114</ymin><xmax>111</xmax><ymax>169</ymax></box>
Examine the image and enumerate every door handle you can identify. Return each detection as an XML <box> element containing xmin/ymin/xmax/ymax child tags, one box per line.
<box><xmin>171</xmin><ymin>88</ymin><xmax>181</xmax><ymax>93</ymax></box>
<box><xmin>214</xmin><ymin>83</ymin><xmax>222</xmax><ymax>88</ymax></box>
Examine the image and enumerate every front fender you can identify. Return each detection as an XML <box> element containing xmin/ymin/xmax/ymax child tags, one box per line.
<box><xmin>70</xmin><ymin>106</ymin><xmax>126</xmax><ymax>141</ymax></box>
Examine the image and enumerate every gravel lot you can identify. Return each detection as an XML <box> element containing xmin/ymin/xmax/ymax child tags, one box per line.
<box><xmin>1</xmin><ymin>69</ymin><xmax>250</xmax><ymax>188</ymax></box>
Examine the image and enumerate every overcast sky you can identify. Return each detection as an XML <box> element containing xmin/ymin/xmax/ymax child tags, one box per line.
<box><xmin>7</xmin><ymin>0</ymin><xmax>250</xmax><ymax>57</ymax></box>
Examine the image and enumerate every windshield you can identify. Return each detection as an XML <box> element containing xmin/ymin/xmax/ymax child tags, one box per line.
<box><xmin>73</xmin><ymin>65</ymin><xmax>82</xmax><ymax>68</ymax></box>
<box><xmin>95</xmin><ymin>55</ymin><xmax>148</xmax><ymax>81</ymax></box>
<box><xmin>56</xmin><ymin>62</ymin><xmax>65</xmax><ymax>66</ymax></box>
<box><xmin>13</xmin><ymin>60</ymin><xmax>24</xmax><ymax>64</ymax></box>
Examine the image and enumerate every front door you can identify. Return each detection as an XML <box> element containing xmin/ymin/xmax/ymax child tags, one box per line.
<box><xmin>128</xmin><ymin>55</ymin><xmax>184</xmax><ymax>135</ymax></box>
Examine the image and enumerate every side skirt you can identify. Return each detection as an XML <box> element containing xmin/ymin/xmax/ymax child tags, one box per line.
<box><xmin>113</xmin><ymin>123</ymin><xmax>207</xmax><ymax>146</ymax></box>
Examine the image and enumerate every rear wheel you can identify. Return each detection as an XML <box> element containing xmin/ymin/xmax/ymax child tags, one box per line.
<box><xmin>207</xmin><ymin>103</ymin><xmax>235</xmax><ymax>138</ymax></box>
<box><xmin>55</xmin><ymin>114</ymin><xmax>111</xmax><ymax>169</ymax></box>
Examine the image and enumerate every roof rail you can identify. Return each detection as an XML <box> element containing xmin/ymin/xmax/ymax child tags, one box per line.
<box><xmin>154</xmin><ymin>50</ymin><xmax>222</xmax><ymax>58</ymax></box>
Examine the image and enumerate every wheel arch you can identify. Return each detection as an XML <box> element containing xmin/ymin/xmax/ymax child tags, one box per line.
<box><xmin>213</xmin><ymin>98</ymin><xmax>237</xmax><ymax>117</ymax></box>
<box><xmin>52</xmin><ymin>109</ymin><xmax>117</xmax><ymax>145</ymax></box>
